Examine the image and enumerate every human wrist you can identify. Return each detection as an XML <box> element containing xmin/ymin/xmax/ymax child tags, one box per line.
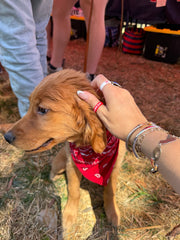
<box><xmin>127</xmin><ymin>122</ymin><xmax>178</xmax><ymax>172</ymax></box>
<box><xmin>126</xmin><ymin>122</ymin><xmax>154</xmax><ymax>152</ymax></box>
<box><xmin>129</xmin><ymin>122</ymin><xmax>153</xmax><ymax>146</ymax></box>
<box><xmin>127</xmin><ymin>122</ymin><xmax>167</xmax><ymax>157</ymax></box>
<box><xmin>139</xmin><ymin>130</ymin><xmax>168</xmax><ymax>159</ymax></box>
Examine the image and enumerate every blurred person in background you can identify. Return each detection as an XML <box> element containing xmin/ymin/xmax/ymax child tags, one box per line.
<box><xmin>0</xmin><ymin>0</ymin><xmax>53</xmax><ymax>117</ymax></box>
<box><xmin>47</xmin><ymin>0</ymin><xmax>108</xmax><ymax>80</ymax></box>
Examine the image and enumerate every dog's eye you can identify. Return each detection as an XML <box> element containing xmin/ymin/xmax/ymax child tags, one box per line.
<box><xmin>37</xmin><ymin>106</ymin><xmax>49</xmax><ymax>115</ymax></box>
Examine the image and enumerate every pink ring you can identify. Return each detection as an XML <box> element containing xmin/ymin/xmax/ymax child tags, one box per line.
<box><xmin>93</xmin><ymin>101</ymin><xmax>103</xmax><ymax>113</ymax></box>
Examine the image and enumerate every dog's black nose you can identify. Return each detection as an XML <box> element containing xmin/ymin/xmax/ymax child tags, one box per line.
<box><xmin>4</xmin><ymin>131</ymin><xmax>16</xmax><ymax>144</ymax></box>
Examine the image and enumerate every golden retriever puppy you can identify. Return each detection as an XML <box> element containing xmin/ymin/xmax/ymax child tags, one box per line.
<box><xmin>4</xmin><ymin>69</ymin><xmax>126</xmax><ymax>229</ymax></box>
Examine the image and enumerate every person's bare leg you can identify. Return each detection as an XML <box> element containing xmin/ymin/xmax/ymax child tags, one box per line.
<box><xmin>50</xmin><ymin>0</ymin><xmax>76</xmax><ymax>69</ymax></box>
<box><xmin>46</xmin><ymin>17</ymin><xmax>53</xmax><ymax>60</ymax></box>
<box><xmin>81</xmin><ymin>0</ymin><xmax>108</xmax><ymax>75</ymax></box>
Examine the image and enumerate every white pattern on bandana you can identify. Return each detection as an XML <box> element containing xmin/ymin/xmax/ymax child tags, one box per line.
<box><xmin>70</xmin><ymin>131</ymin><xmax>119</xmax><ymax>186</ymax></box>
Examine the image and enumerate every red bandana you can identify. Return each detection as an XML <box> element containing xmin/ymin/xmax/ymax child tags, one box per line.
<box><xmin>69</xmin><ymin>131</ymin><xmax>119</xmax><ymax>186</ymax></box>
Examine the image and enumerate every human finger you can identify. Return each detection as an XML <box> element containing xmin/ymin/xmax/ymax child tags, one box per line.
<box><xmin>91</xmin><ymin>74</ymin><xmax>124</xmax><ymax>107</ymax></box>
<box><xmin>91</xmin><ymin>74</ymin><xmax>111</xmax><ymax>90</ymax></box>
<box><xmin>77</xmin><ymin>90</ymin><xmax>108</xmax><ymax>120</ymax></box>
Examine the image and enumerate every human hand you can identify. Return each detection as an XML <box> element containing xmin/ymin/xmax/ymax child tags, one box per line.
<box><xmin>77</xmin><ymin>74</ymin><xmax>147</xmax><ymax>141</ymax></box>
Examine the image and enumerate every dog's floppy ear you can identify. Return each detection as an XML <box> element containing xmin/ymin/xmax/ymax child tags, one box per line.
<box><xmin>75</xmin><ymin>97</ymin><xmax>107</xmax><ymax>153</ymax></box>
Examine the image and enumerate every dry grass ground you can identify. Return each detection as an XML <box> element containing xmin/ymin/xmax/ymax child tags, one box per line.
<box><xmin>0</xmin><ymin>39</ymin><xmax>180</xmax><ymax>239</ymax></box>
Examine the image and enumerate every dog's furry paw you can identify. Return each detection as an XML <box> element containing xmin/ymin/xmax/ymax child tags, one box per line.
<box><xmin>105</xmin><ymin>205</ymin><xmax>121</xmax><ymax>227</ymax></box>
<box><xmin>63</xmin><ymin>206</ymin><xmax>78</xmax><ymax>229</ymax></box>
<box><xmin>49</xmin><ymin>171</ymin><xmax>55</xmax><ymax>180</ymax></box>
<box><xmin>49</xmin><ymin>169</ymin><xmax>65</xmax><ymax>181</ymax></box>
<box><xmin>49</xmin><ymin>171</ymin><xmax>60</xmax><ymax>181</ymax></box>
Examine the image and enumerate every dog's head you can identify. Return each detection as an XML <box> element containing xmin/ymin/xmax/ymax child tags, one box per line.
<box><xmin>4</xmin><ymin>69</ymin><xmax>107</xmax><ymax>153</ymax></box>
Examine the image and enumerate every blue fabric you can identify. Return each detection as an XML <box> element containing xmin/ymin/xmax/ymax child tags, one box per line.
<box><xmin>0</xmin><ymin>0</ymin><xmax>53</xmax><ymax>117</ymax></box>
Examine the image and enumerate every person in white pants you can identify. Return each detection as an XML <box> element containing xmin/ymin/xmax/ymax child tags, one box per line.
<box><xmin>0</xmin><ymin>0</ymin><xmax>53</xmax><ymax>117</ymax></box>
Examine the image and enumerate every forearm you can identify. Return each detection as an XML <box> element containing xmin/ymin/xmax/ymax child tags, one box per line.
<box><xmin>131</xmin><ymin>129</ymin><xmax>180</xmax><ymax>194</ymax></box>
<box><xmin>158</xmin><ymin>138</ymin><xmax>180</xmax><ymax>194</ymax></box>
